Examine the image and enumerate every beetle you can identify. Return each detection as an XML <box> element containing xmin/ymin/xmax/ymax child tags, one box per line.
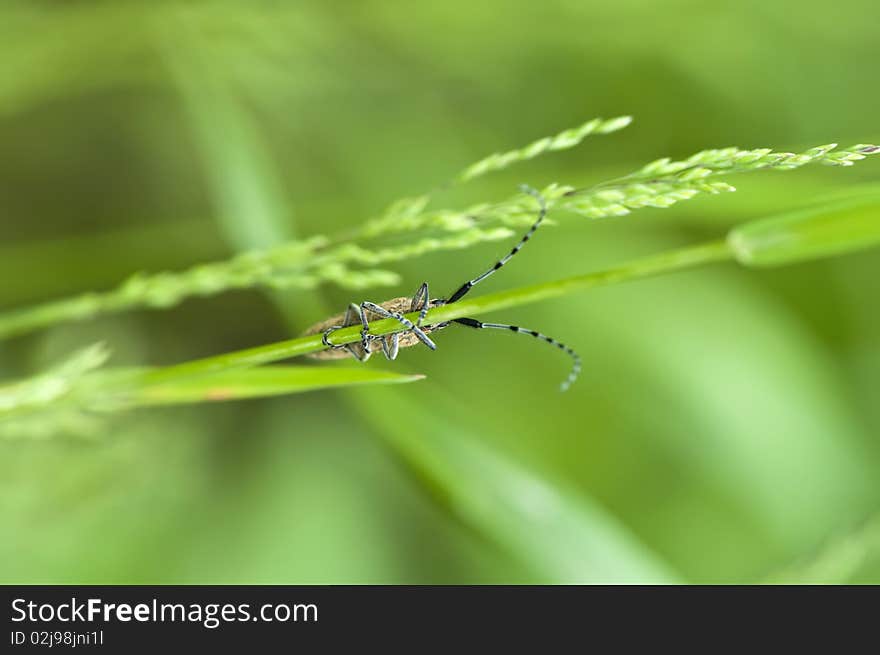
<box><xmin>303</xmin><ymin>186</ymin><xmax>581</xmax><ymax>391</ymax></box>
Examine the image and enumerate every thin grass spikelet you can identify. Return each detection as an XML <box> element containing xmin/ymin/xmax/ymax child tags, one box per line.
<box><xmin>457</xmin><ymin>115</ymin><xmax>632</xmax><ymax>183</ymax></box>
<box><xmin>558</xmin><ymin>142</ymin><xmax>879</xmax><ymax>219</ymax></box>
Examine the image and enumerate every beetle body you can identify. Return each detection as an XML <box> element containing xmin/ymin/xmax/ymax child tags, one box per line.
<box><xmin>303</xmin><ymin>186</ymin><xmax>581</xmax><ymax>390</ymax></box>
<box><xmin>303</xmin><ymin>296</ymin><xmax>446</xmax><ymax>360</ymax></box>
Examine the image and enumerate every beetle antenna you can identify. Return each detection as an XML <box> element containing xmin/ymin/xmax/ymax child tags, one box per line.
<box><xmin>452</xmin><ymin>318</ymin><xmax>581</xmax><ymax>391</ymax></box>
<box><xmin>446</xmin><ymin>185</ymin><xmax>547</xmax><ymax>304</ymax></box>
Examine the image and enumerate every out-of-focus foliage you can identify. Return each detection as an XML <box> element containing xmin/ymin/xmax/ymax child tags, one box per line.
<box><xmin>1</xmin><ymin>0</ymin><xmax>879</xmax><ymax>583</ymax></box>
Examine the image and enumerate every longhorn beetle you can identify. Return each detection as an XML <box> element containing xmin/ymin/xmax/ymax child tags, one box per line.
<box><xmin>304</xmin><ymin>186</ymin><xmax>581</xmax><ymax>391</ymax></box>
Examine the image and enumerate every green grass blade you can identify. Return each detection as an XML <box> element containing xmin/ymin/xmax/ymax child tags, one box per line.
<box><xmin>128</xmin><ymin>366</ymin><xmax>424</xmax><ymax>406</ymax></box>
<box><xmin>139</xmin><ymin>240</ymin><xmax>732</xmax><ymax>384</ymax></box>
<box><xmin>766</xmin><ymin>516</ymin><xmax>880</xmax><ymax>583</ymax></box>
<box><xmin>0</xmin><ymin>364</ymin><xmax>422</xmax><ymax>438</ymax></box>
<box><xmin>353</xmin><ymin>390</ymin><xmax>681</xmax><ymax>583</ymax></box>
<box><xmin>119</xmin><ymin>201</ymin><xmax>880</xmax><ymax>389</ymax></box>
<box><xmin>160</xmin><ymin>16</ymin><xmax>293</xmax><ymax>250</ymax></box>
<box><xmin>729</xmin><ymin>196</ymin><xmax>880</xmax><ymax>268</ymax></box>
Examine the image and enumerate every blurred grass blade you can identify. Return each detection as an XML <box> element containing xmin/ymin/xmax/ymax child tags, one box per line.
<box><xmin>0</xmin><ymin>363</ymin><xmax>423</xmax><ymax>439</ymax></box>
<box><xmin>0</xmin><ymin>343</ymin><xmax>109</xmax><ymax>416</ymax></box>
<box><xmin>766</xmin><ymin>516</ymin><xmax>880</xmax><ymax>583</ymax></box>
<box><xmin>353</xmin><ymin>390</ymin><xmax>681</xmax><ymax>583</ymax></box>
<box><xmin>729</xmin><ymin>196</ymin><xmax>880</xmax><ymax>267</ymax></box>
<box><xmin>129</xmin><ymin>366</ymin><xmax>424</xmax><ymax>406</ymax></box>
<box><xmin>160</xmin><ymin>15</ymin><xmax>293</xmax><ymax>250</ymax></box>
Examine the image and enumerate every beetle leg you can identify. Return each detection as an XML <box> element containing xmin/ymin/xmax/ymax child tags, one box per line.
<box><xmin>410</xmin><ymin>282</ymin><xmax>431</xmax><ymax>327</ymax></box>
<box><xmin>361</xmin><ymin>301</ymin><xmax>436</xmax><ymax>351</ymax></box>
<box><xmin>380</xmin><ymin>332</ymin><xmax>401</xmax><ymax>360</ymax></box>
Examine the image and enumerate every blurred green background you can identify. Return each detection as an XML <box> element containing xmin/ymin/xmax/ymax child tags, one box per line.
<box><xmin>2</xmin><ymin>0</ymin><xmax>880</xmax><ymax>584</ymax></box>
